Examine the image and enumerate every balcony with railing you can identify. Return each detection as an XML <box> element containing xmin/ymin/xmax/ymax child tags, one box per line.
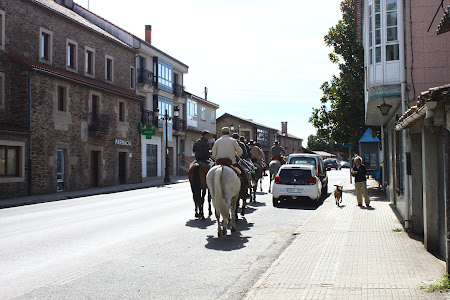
<box><xmin>173</xmin><ymin>83</ymin><xmax>184</xmax><ymax>98</ymax></box>
<box><xmin>142</xmin><ymin>110</ymin><xmax>159</xmax><ymax>127</ymax></box>
<box><xmin>173</xmin><ymin>118</ymin><xmax>187</xmax><ymax>131</ymax></box>
<box><xmin>137</xmin><ymin>68</ymin><xmax>154</xmax><ymax>87</ymax></box>
<box><xmin>88</xmin><ymin>113</ymin><xmax>109</xmax><ymax>134</ymax></box>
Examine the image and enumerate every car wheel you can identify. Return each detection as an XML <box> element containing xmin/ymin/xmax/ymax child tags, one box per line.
<box><xmin>272</xmin><ymin>197</ymin><xmax>279</xmax><ymax>207</ymax></box>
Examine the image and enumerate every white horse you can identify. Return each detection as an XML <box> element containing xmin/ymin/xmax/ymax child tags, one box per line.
<box><xmin>206</xmin><ymin>165</ymin><xmax>241</xmax><ymax>237</ymax></box>
<box><xmin>268</xmin><ymin>160</ymin><xmax>281</xmax><ymax>193</ymax></box>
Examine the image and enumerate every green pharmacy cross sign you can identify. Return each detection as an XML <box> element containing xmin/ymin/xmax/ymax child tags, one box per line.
<box><xmin>142</xmin><ymin>125</ymin><xmax>156</xmax><ymax>139</ymax></box>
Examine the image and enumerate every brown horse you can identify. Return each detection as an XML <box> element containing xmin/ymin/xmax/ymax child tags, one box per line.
<box><xmin>188</xmin><ymin>161</ymin><xmax>212</xmax><ymax>220</ymax></box>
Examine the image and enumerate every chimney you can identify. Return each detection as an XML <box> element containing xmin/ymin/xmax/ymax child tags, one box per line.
<box><xmin>204</xmin><ymin>87</ymin><xmax>208</xmax><ymax>100</ymax></box>
<box><xmin>281</xmin><ymin>122</ymin><xmax>287</xmax><ymax>135</ymax></box>
<box><xmin>145</xmin><ymin>25</ymin><xmax>152</xmax><ymax>44</ymax></box>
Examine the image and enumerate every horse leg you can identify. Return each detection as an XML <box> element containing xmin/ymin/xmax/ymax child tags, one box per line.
<box><xmin>260</xmin><ymin>178</ymin><xmax>263</xmax><ymax>192</ymax></box>
<box><xmin>241</xmin><ymin>196</ymin><xmax>246</xmax><ymax>216</ymax></box>
<box><xmin>231</xmin><ymin>199</ymin><xmax>237</xmax><ymax>232</ymax></box>
<box><xmin>194</xmin><ymin>201</ymin><xmax>200</xmax><ymax>218</ymax></box>
<box><xmin>268</xmin><ymin>175</ymin><xmax>272</xmax><ymax>193</ymax></box>
<box><xmin>199</xmin><ymin>189</ymin><xmax>206</xmax><ymax>220</ymax></box>
<box><xmin>222</xmin><ymin>215</ymin><xmax>228</xmax><ymax>236</ymax></box>
<box><xmin>208</xmin><ymin>190</ymin><xmax>212</xmax><ymax>217</ymax></box>
<box><xmin>215</xmin><ymin>209</ymin><xmax>222</xmax><ymax>237</ymax></box>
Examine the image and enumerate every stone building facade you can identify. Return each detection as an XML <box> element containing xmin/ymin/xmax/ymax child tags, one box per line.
<box><xmin>0</xmin><ymin>0</ymin><xmax>143</xmax><ymax>200</ymax></box>
<box><xmin>216</xmin><ymin>113</ymin><xmax>279</xmax><ymax>161</ymax></box>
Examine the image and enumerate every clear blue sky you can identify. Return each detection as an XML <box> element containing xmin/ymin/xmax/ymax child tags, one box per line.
<box><xmin>79</xmin><ymin>0</ymin><xmax>342</xmax><ymax>142</ymax></box>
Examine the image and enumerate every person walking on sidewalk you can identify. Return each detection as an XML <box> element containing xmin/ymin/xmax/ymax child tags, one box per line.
<box><xmin>352</xmin><ymin>156</ymin><xmax>370</xmax><ymax>207</ymax></box>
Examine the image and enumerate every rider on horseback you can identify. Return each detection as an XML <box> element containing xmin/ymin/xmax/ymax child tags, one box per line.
<box><xmin>193</xmin><ymin>130</ymin><xmax>212</xmax><ymax>165</ymax></box>
<box><xmin>211</xmin><ymin>127</ymin><xmax>248</xmax><ymax>199</ymax></box>
<box><xmin>249</xmin><ymin>140</ymin><xmax>264</xmax><ymax>168</ymax></box>
<box><xmin>271</xmin><ymin>141</ymin><xmax>286</xmax><ymax>165</ymax></box>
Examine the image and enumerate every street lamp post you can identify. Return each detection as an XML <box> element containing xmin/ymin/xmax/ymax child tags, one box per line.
<box><xmin>155</xmin><ymin>106</ymin><xmax>180</xmax><ymax>184</ymax></box>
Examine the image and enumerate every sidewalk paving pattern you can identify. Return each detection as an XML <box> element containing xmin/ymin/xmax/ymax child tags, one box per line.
<box><xmin>244</xmin><ymin>179</ymin><xmax>449</xmax><ymax>300</ymax></box>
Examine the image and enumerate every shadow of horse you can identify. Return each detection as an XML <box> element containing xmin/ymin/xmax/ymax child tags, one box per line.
<box><xmin>205</xmin><ymin>218</ymin><xmax>254</xmax><ymax>251</ymax></box>
<box><xmin>185</xmin><ymin>218</ymin><xmax>215</xmax><ymax>230</ymax></box>
<box><xmin>246</xmin><ymin>201</ymin><xmax>266</xmax><ymax>208</ymax></box>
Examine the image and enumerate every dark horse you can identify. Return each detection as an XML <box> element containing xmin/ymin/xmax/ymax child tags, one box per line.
<box><xmin>188</xmin><ymin>161</ymin><xmax>212</xmax><ymax>220</ymax></box>
<box><xmin>249</xmin><ymin>160</ymin><xmax>263</xmax><ymax>202</ymax></box>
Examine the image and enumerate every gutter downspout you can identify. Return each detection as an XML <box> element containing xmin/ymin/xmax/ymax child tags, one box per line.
<box><xmin>401</xmin><ymin>0</ymin><xmax>410</xmax><ymax>229</ymax></box>
<box><xmin>27</xmin><ymin>70</ymin><xmax>34</xmax><ymax>196</ymax></box>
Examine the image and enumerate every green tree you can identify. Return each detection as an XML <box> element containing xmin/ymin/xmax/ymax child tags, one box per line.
<box><xmin>307</xmin><ymin>134</ymin><xmax>342</xmax><ymax>153</ymax></box>
<box><xmin>309</xmin><ymin>0</ymin><xmax>366</xmax><ymax>151</ymax></box>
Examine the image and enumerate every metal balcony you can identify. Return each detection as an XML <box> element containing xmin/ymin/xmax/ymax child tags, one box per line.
<box><xmin>142</xmin><ymin>110</ymin><xmax>159</xmax><ymax>127</ymax></box>
<box><xmin>173</xmin><ymin>83</ymin><xmax>184</xmax><ymax>98</ymax></box>
<box><xmin>173</xmin><ymin>118</ymin><xmax>187</xmax><ymax>131</ymax></box>
<box><xmin>137</xmin><ymin>68</ymin><xmax>154</xmax><ymax>87</ymax></box>
<box><xmin>88</xmin><ymin>113</ymin><xmax>109</xmax><ymax>134</ymax></box>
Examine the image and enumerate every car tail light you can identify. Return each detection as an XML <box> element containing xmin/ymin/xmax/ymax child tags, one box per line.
<box><xmin>309</xmin><ymin>177</ymin><xmax>317</xmax><ymax>184</ymax></box>
<box><xmin>275</xmin><ymin>176</ymin><xmax>282</xmax><ymax>184</ymax></box>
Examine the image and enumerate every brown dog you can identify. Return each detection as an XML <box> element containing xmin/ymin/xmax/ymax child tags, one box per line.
<box><xmin>334</xmin><ymin>185</ymin><xmax>343</xmax><ymax>206</ymax></box>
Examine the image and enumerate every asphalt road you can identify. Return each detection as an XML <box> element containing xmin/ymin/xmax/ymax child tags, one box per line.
<box><xmin>0</xmin><ymin>169</ymin><xmax>349</xmax><ymax>300</ymax></box>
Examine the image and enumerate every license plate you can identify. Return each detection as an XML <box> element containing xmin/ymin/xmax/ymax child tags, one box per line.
<box><xmin>287</xmin><ymin>188</ymin><xmax>303</xmax><ymax>193</ymax></box>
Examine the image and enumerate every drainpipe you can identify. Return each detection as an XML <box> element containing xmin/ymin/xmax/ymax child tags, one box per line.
<box><xmin>401</xmin><ymin>0</ymin><xmax>410</xmax><ymax>230</ymax></box>
<box><xmin>27</xmin><ymin>70</ymin><xmax>34</xmax><ymax>196</ymax></box>
<box><xmin>381</xmin><ymin>125</ymin><xmax>385</xmax><ymax>189</ymax></box>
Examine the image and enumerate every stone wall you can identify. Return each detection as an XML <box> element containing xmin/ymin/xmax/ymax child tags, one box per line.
<box><xmin>0</xmin><ymin>0</ymin><xmax>142</xmax><ymax>199</ymax></box>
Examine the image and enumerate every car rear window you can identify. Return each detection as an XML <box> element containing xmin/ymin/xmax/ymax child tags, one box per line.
<box><xmin>279</xmin><ymin>169</ymin><xmax>312</xmax><ymax>185</ymax></box>
<box><xmin>289</xmin><ymin>157</ymin><xmax>316</xmax><ymax>167</ymax></box>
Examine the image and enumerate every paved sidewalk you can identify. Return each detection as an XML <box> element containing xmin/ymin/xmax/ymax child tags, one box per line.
<box><xmin>0</xmin><ymin>175</ymin><xmax>188</xmax><ymax>209</ymax></box>
<box><xmin>244</xmin><ymin>179</ymin><xmax>449</xmax><ymax>300</ymax></box>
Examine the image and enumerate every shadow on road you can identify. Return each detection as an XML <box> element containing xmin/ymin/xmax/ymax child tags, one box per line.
<box><xmin>275</xmin><ymin>200</ymin><xmax>319</xmax><ymax>210</ymax></box>
<box><xmin>185</xmin><ymin>218</ymin><xmax>215</xmax><ymax>230</ymax></box>
<box><xmin>204</xmin><ymin>217</ymin><xmax>254</xmax><ymax>251</ymax></box>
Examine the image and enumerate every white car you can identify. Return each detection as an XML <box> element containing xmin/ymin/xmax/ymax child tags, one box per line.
<box><xmin>286</xmin><ymin>153</ymin><xmax>328</xmax><ymax>194</ymax></box>
<box><xmin>272</xmin><ymin>164</ymin><xmax>322</xmax><ymax>207</ymax></box>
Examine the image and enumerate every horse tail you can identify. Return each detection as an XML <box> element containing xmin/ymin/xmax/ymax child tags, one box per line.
<box><xmin>191</xmin><ymin>164</ymin><xmax>201</xmax><ymax>202</ymax></box>
<box><xmin>214</xmin><ymin>166</ymin><xmax>229</xmax><ymax>221</ymax></box>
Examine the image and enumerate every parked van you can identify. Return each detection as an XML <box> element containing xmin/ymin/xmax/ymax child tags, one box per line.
<box><xmin>286</xmin><ymin>153</ymin><xmax>328</xmax><ymax>194</ymax></box>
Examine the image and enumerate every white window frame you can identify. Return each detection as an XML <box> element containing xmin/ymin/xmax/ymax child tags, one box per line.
<box><xmin>211</xmin><ymin>110</ymin><xmax>216</xmax><ymax>123</ymax></box>
<box><xmin>39</xmin><ymin>27</ymin><xmax>53</xmax><ymax>64</ymax></box>
<box><xmin>0</xmin><ymin>10</ymin><xmax>5</xmax><ymax>51</ymax></box>
<box><xmin>201</xmin><ymin>106</ymin><xmax>206</xmax><ymax>121</ymax></box>
<box><xmin>85</xmin><ymin>46</ymin><xmax>95</xmax><ymax>78</ymax></box>
<box><xmin>130</xmin><ymin>66</ymin><xmax>135</xmax><ymax>89</ymax></box>
<box><xmin>105</xmin><ymin>54</ymin><xmax>114</xmax><ymax>83</ymax></box>
<box><xmin>0</xmin><ymin>72</ymin><xmax>5</xmax><ymax>109</ymax></box>
<box><xmin>66</xmin><ymin>38</ymin><xmax>78</xmax><ymax>72</ymax></box>
<box><xmin>187</xmin><ymin>98</ymin><xmax>198</xmax><ymax>127</ymax></box>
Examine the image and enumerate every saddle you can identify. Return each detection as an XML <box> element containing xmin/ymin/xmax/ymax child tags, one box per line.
<box><xmin>215</xmin><ymin>158</ymin><xmax>241</xmax><ymax>175</ymax></box>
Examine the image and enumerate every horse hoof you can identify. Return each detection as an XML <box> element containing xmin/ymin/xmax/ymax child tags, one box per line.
<box><xmin>231</xmin><ymin>227</ymin><xmax>236</xmax><ymax>232</ymax></box>
<box><xmin>195</xmin><ymin>212</ymin><xmax>199</xmax><ymax>218</ymax></box>
<box><xmin>201</xmin><ymin>216</ymin><xmax>206</xmax><ymax>220</ymax></box>
<box><xmin>241</xmin><ymin>211</ymin><xmax>245</xmax><ymax>216</ymax></box>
